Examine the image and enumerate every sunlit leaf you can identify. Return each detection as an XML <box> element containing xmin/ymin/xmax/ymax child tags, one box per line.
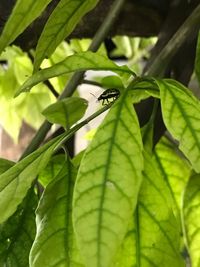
<box><xmin>42</xmin><ymin>97</ymin><xmax>88</xmax><ymax>129</ymax></box>
<box><xmin>0</xmin><ymin>189</ymin><xmax>37</xmax><ymax>267</ymax></box>
<box><xmin>183</xmin><ymin>173</ymin><xmax>200</xmax><ymax>267</ymax></box>
<box><xmin>0</xmin><ymin>46</ymin><xmax>53</xmax><ymax>141</ymax></box>
<box><xmin>154</xmin><ymin>137</ymin><xmax>191</xmax><ymax>212</ymax></box>
<box><xmin>0</xmin><ymin>134</ymin><xmax>64</xmax><ymax>224</ymax></box>
<box><xmin>101</xmin><ymin>75</ymin><xmax>124</xmax><ymax>89</ymax></box>
<box><xmin>129</xmin><ymin>79</ymin><xmax>159</xmax><ymax>103</ymax></box>
<box><xmin>139</xmin><ymin>152</ymin><xmax>184</xmax><ymax>266</ymax></box>
<box><xmin>116</xmin><ymin>152</ymin><xmax>184</xmax><ymax>267</ymax></box>
<box><xmin>0</xmin><ymin>0</ymin><xmax>53</xmax><ymax>55</ymax></box>
<box><xmin>30</xmin><ymin>158</ymin><xmax>83</xmax><ymax>267</ymax></box>
<box><xmin>73</xmin><ymin>90</ymin><xmax>143</xmax><ymax>267</ymax></box>
<box><xmin>15</xmin><ymin>51</ymin><xmax>134</xmax><ymax>96</ymax></box>
<box><xmin>156</xmin><ymin>79</ymin><xmax>200</xmax><ymax>173</ymax></box>
<box><xmin>34</xmin><ymin>0</ymin><xmax>99</xmax><ymax>71</ymax></box>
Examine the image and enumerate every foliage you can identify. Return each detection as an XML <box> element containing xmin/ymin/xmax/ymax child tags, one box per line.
<box><xmin>0</xmin><ymin>1</ymin><xmax>199</xmax><ymax>267</ymax></box>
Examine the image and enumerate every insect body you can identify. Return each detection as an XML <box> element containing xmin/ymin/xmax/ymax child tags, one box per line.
<box><xmin>98</xmin><ymin>88</ymin><xmax>120</xmax><ymax>105</ymax></box>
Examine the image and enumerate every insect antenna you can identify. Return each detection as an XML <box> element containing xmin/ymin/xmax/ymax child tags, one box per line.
<box><xmin>90</xmin><ymin>92</ymin><xmax>99</xmax><ymax>102</ymax></box>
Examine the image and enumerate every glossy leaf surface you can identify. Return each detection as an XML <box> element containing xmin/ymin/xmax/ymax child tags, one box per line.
<box><xmin>42</xmin><ymin>97</ymin><xmax>88</xmax><ymax>129</ymax></box>
<box><xmin>30</xmin><ymin>158</ymin><xmax>83</xmax><ymax>267</ymax></box>
<box><xmin>157</xmin><ymin>79</ymin><xmax>200</xmax><ymax>173</ymax></box>
<box><xmin>73</xmin><ymin>90</ymin><xmax>143</xmax><ymax>267</ymax></box>
<box><xmin>183</xmin><ymin>173</ymin><xmax>200</xmax><ymax>267</ymax></box>
<box><xmin>34</xmin><ymin>0</ymin><xmax>99</xmax><ymax>71</ymax></box>
<box><xmin>0</xmin><ymin>0</ymin><xmax>53</xmax><ymax>55</ymax></box>
<box><xmin>16</xmin><ymin>51</ymin><xmax>134</xmax><ymax>96</ymax></box>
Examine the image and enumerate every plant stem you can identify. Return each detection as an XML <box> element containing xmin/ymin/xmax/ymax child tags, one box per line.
<box><xmin>56</xmin><ymin>103</ymin><xmax>112</xmax><ymax>152</ymax></box>
<box><xmin>146</xmin><ymin>3</ymin><xmax>200</xmax><ymax>77</ymax></box>
<box><xmin>20</xmin><ymin>0</ymin><xmax>126</xmax><ymax>159</ymax></box>
<box><xmin>82</xmin><ymin>79</ymin><xmax>102</xmax><ymax>87</ymax></box>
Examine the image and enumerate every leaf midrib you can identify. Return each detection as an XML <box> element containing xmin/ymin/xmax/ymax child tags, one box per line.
<box><xmin>97</xmin><ymin>92</ymin><xmax>128</xmax><ymax>267</ymax></box>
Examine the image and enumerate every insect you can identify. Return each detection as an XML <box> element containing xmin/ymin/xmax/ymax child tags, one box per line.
<box><xmin>97</xmin><ymin>88</ymin><xmax>120</xmax><ymax>105</ymax></box>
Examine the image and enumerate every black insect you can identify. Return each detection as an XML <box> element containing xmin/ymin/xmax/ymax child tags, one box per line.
<box><xmin>97</xmin><ymin>88</ymin><xmax>120</xmax><ymax>105</ymax></box>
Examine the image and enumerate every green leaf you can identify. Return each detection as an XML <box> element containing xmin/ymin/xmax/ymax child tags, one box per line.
<box><xmin>195</xmin><ymin>31</ymin><xmax>200</xmax><ymax>85</ymax></box>
<box><xmin>73</xmin><ymin>90</ymin><xmax>143</xmax><ymax>267</ymax></box>
<box><xmin>0</xmin><ymin>159</ymin><xmax>14</xmax><ymax>174</ymax></box>
<box><xmin>0</xmin><ymin>134</ymin><xmax>64</xmax><ymax>224</ymax></box>
<box><xmin>42</xmin><ymin>97</ymin><xmax>88</xmax><ymax>129</ymax></box>
<box><xmin>116</xmin><ymin>152</ymin><xmax>184</xmax><ymax>267</ymax></box>
<box><xmin>34</xmin><ymin>0</ymin><xmax>99</xmax><ymax>71</ymax></box>
<box><xmin>30</xmin><ymin>158</ymin><xmax>84</xmax><ymax>267</ymax></box>
<box><xmin>0</xmin><ymin>189</ymin><xmax>37</xmax><ymax>267</ymax></box>
<box><xmin>0</xmin><ymin>0</ymin><xmax>53</xmax><ymax>55</ymax></box>
<box><xmin>129</xmin><ymin>79</ymin><xmax>159</xmax><ymax>103</ymax></box>
<box><xmin>100</xmin><ymin>75</ymin><xmax>124</xmax><ymax>89</ymax></box>
<box><xmin>183</xmin><ymin>173</ymin><xmax>200</xmax><ymax>267</ymax></box>
<box><xmin>38</xmin><ymin>154</ymin><xmax>65</xmax><ymax>187</ymax></box>
<box><xmin>154</xmin><ymin>137</ymin><xmax>191</xmax><ymax>212</ymax></box>
<box><xmin>136</xmin><ymin>152</ymin><xmax>184</xmax><ymax>266</ymax></box>
<box><xmin>156</xmin><ymin>79</ymin><xmax>200</xmax><ymax>173</ymax></box>
<box><xmin>15</xmin><ymin>51</ymin><xmax>134</xmax><ymax>96</ymax></box>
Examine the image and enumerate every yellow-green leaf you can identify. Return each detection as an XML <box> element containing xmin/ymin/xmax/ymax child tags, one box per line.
<box><xmin>116</xmin><ymin>152</ymin><xmax>185</xmax><ymax>267</ymax></box>
<box><xmin>183</xmin><ymin>173</ymin><xmax>200</xmax><ymax>267</ymax></box>
<box><xmin>154</xmin><ymin>137</ymin><xmax>191</xmax><ymax>212</ymax></box>
<box><xmin>73</xmin><ymin>90</ymin><xmax>143</xmax><ymax>267</ymax></box>
<box><xmin>34</xmin><ymin>0</ymin><xmax>99</xmax><ymax>71</ymax></box>
<box><xmin>0</xmin><ymin>0</ymin><xmax>53</xmax><ymax>55</ymax></box>
<box><xmin>15</xmin><ymin>51</ymin><xmax>134</xmax><ymax>96</ymax></box>
<box><xmin>156</xmin><ymin>79</ymin><xmax>200</xmax><ymax>173</ymax></box>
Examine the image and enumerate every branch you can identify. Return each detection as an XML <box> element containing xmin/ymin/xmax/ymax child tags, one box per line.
<box><xmin>0</xmin><ymin>0</ymin><xmax>165</xmax><ymax>51</ymax></box>
<box><xmin>146</xmin><ymin>3</ymin><xmax>200</xmax><ymax>77</ymax></box>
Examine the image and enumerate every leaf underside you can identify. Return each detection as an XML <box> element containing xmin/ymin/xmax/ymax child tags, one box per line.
<box><xmin>157</xmin><ymin>79</ymin><xmax>200</xmax><ymax>173</ymax></box>
<box><xmin>73</xmin><ymin>90</ymin><xmax>143</xmax><ymax>267</ymax></box>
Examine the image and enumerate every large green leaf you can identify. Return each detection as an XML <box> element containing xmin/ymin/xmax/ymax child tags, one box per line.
<box><xmin>0</xmin><ymin>134</ymin><xmax>64</xmax><ymax>224</ymax></box>
<box><xmin>73</xmin><ymin>90</ymin><xmax>143</xmax><ymax>267</ymax></box>
<box><xmin>154</xmin><ymin>137</ymin><xmax>191</xmax><ymax>212</ymax></box>
<box><xmin>195</xmin><ymin>31</ymin><xmax>200</xmax><ymax>85</ymax></box>
<box><xmin>137</xmin><ymin>152</ymin><xmax>184</xmax><ymax>266</ymax></box>
<box><xmin>30</xmin><ymin>158</ymin><xmax>83</xmax><ymax>267</ymax></box>
<box><xmin>116</xmin><ymin>152</ymin><xmax>184</xmax><ymax>267</ymax></box>
<box><xmin>156</xmin><ymin>79</ymin><xmax>200</xmax><ymax>173</ymax></box>
<box><xmin>183</xmin><ymin>173</ymin><xmax>200</xmax><ymax>267</ymax></box>
<box><xmin>34</xmin><ymin>0</ymin><xmax>99</xmax><ymax>71</ymax></box>
<box><xmin>0</xmin><ymin>0</ymin><xmax>53</xmax><ymax>55</ymax></box>
<box><xmin>117</xmin><ymin>153</ymin><xmax>184</xmax><ymax>267</ymax></box>
<box><xmin>15</xmin><ymin>51</ymin><xmax>134</xmax><ymax>96</ymax></box>
<box><xmin>0</xmin><ymin>189</ymin><xmax>37</xmax><ymax>267</ymax></box>
<box><xmin>42</xmin><ymin>97</ymin><xmax>88</xmax><ymax>129</ymax></box>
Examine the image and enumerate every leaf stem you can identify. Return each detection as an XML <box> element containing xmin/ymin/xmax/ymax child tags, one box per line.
<box><xmin>146</xmin><ymin>3</ymin><xmax>200</xmax><ymax>77</ymax></box>
<box><xmin>20</xmin><ymin>0</ymin><xmax>126</xmax><ymax>159</ymax></box>
<box><xmin>55</xmin><ymin>104</ymin><xmax>112</xmax><ymax>152</ymax></box>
